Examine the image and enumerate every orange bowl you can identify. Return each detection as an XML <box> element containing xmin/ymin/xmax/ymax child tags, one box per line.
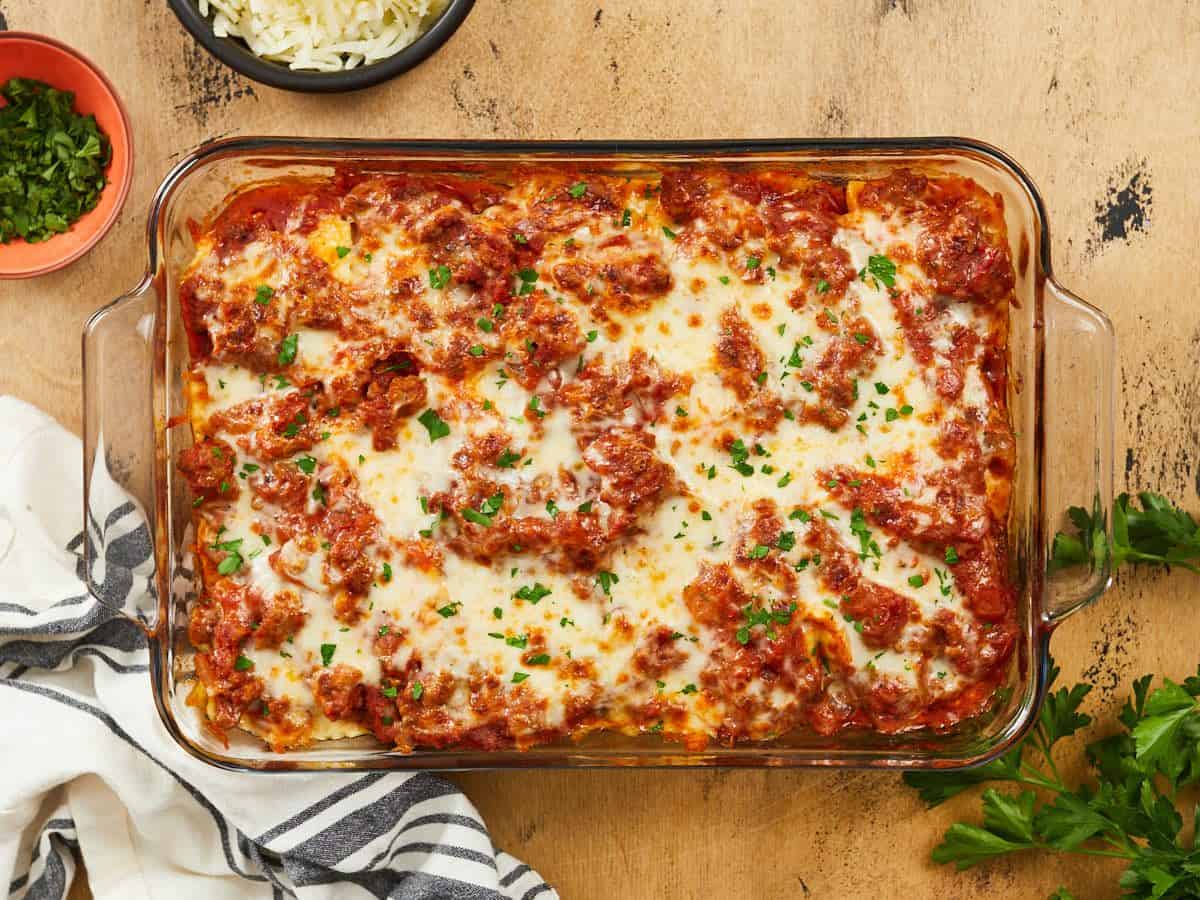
<box><xmin>0</xmin><ymin>33</ymin><xmax>133</xmax><ymax>279</ymax></box>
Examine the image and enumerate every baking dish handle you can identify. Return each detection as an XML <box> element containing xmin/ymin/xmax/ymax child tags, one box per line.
<box><xmin>82</xmin><ymin>277</ymin><xmax>161</xmax><ymax>631</ymax></box>
<box><xmin>1041</xmin><ymin>278</ymin><xmax>1116</xmax><ymax>626</ymax></box>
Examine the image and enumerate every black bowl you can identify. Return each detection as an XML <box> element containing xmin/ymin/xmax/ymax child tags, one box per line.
<box><xmin>167</xmin><ymin>0</ymin><xmax>475</xmax><ymax>93</ymax></box>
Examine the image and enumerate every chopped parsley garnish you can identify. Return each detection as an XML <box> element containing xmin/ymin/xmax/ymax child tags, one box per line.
<box><xmin>496</xmin><ymin>448</ymin><xmax>521</xmax><ymax>468</ymax></box>
<box><xmin>790</xmin><ymin>508</ymin><xmax>811</xmax><ymax>522</ymax></box>
<box><xmin>865</xmin><ymin>253</ymin><xmax>897</xmax><ymax>288</ymax></box>
<box><xmin>718</xmin><ymin>275</ymin><xmax>730</xmax><ymax>285</ymax></box>
<box><xmin>935</xmin><ymin>567</ymin><xmax>953</xmax><ymax>597</ymax></box>
<box><xmin>295</xmin><ymin>455</ymin><xmax>317</xmax><ymax>474</ymax></box>
<box><xmin>816</xmin><ymin>279</ymin><xmax>830</xmax><ymax>293</ymax></box>
<box><xmin>681</xmin><ymin>684</ymin><xmax>698</xmax><ymax>695</ymax></box>
<box><xmin>596</xmin><ymin>570</ymin><xmax>619</xmax><ymax>595</ymax></box>
<box><xmin>853</xmin><ymin>333</ymin><xmax>870</xmax><ymax>345</ymax></box>
<box><xmin>728</xmin><ymin>439</ymin><xmax>755</xmax><ymax>477</ymax></box>
<box><xmin>885</xmin><ymin>408</ymin><xmax>900</xmax><ymax>422</ymax></box>
<box><xmin>215</xmin><ymin>538</ymin><xmax>244</xmax><ymax>575</ymax></box>
<box><xmin>511</xmin><ymin>671</ymin><xmax>530</xmax><ymax>684</ymax></box>
<box><xmin>437</xmin><ymin>602</ymin><xmax>462</xmax><ymax>618</ymax></box>
<box><xmin>735</xmin><ymin>602</ymin><xmax>798</xmax><ymax>644</ymax></box>
<box><xmin>234</xmin><ymin>654</ymin><xmax>253</xmax><ymax>671</ymax></box>
<box><xmin>0</xmin><ymin>78</ymin><xmax>113</xmax><ymax>244</ymax></box>
<box><xmin>945</xmin><ymin>546</ymin><xmax>960</xmax><ymax>564</ymax></box>
<box><xmin>412</xmin><ymin>682</ymin><xmax>424</xmax><ymax>699</ymax></box>
<box><xmin>874</xmin><ymin>382</ymin><xmax>890</xmax><ymax>395</ymax></box>
<box><xmin>586</xmin><ymin>330</ymin><xmax>599</xmax><ymax>342</ymax></box>
<box><xmin>748</xmin><ymin>544</ymin><xmax>770</xmax><ymax>559</ymax></box>
<box><xmin>577</xmin><ymin>500</ymin><xmax>594</xmax><ymax>513</ymax></box>
<box><xmin>277</xmin><ymin>333</ymin><xmax>298</xmax><ymax>366</ymax></box>
<box><xmin>381</xmin><ymin>683</ymin><xmax>398</xmax><ymax>698</ymax></box>
<box><xmin>908</xmin><ymin>574</ymin><xmax>925</xmax><ymax>588</ymax></box>
<box><xmin>468</xmin><ymin>344</ymin><xmax>485</xmax><ymax>357</ymax></box>
<box><xmin>621</xmin><ymin>208</ymin><xmax>632</xmax><ymax>227</ymax></box>
<box><xmin>311</xmin><ymin>482</ymin><xmax>327</xmax><ymax>506</ymax></box>
<box><xmin>787</xmin><ymin>343</ymin><xmax>804</xmax><ymax>368</ymax></box>
<box><xmin>776</xmin><ymin>531</ymin><xmax>796</xmax><ymax>552</ymax></box>
<box><xmin>428</xmin><ymin>264</ymin><xmax>452</xmax><ymax>289</ymax></box>
<box><xmin>335</xmin><ymin>245</ymin><xmax>351</xmax><ymax>258</ymax></box>
<box><xmin>662</xmin><ymin>225</ymin><xmax>677</xmax><ymax>239</ymax></box>
<box><xmin>514</xmin><ymin>582</ymin><xmax>551</xmax><ymax>604</ymax></box>
<box><xmin>568</xmin><ymin>181</ymin><xmax>587</xmax><ymax>198</ymax></box>
<box><xmin>545</xmin><ymin>499</ymin><xmax>559</xmax><ymax>518</ymax></box>
<box><xmin>850</xmin><ymin>507</ymin><xmax>881</xmax><ymax>561</ymax></box>
<box><xmin>417</xmin><ymin>408</ymin><xmax>450</xmax><ymax>441</ymax></box>
<box><xmin>477</xmin><ymin>317</ymin><xmax>494</xmax><ymax>332</ymax></box>
<box><xmin>254</xmin><ymin>285</ymin><xmax>274</xmax><ymax>305</ymax></box>
<box><xmin>462</xmin><ymin>492</ymin><xmax>505</xmax><ymax>527</ymax></box>
<box><xmin>516</xmin><ymin>266</ymin><xmax>539</xmax><ymax>295</ymax></box>
<box><xmin>378</xmin><ymin>625</ymin><xmax>391</xmax><ymax>636</ymax></box>
<box><xmin>528</xmin><ymin>394</ymin><xmax>546</xmax><ymax>418</ymax></box>
<box><xmin>320</xmin><ymin>643</ymin><xmax>336</xmax><ymax>667</ymax></box>
<box><xmin>527</xmin><ymin>653</ymin><xmax>551</xmax><ymax>666</ymax></box>
<box><xmin>746</xmin><ymin>255</ymin><xmax>761</xmax><ymax>269</ymax></box>
<box><xmin>777</xmin><ymin>472</ymin><xmax>792</xmax><ymax>488</ymax></box>
<box><xmin>512</xmin><ymin>231</ymin><xmax>528</xmax><ymax>244</ymax></box>
<box><xmin>675</xmin><ymin>406</ymin><xmax>688</xmax><ymax>417</ymax></box>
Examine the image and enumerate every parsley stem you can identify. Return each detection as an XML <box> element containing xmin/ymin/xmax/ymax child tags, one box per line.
<box><xmin>1012</xmin><ymin>766</ymin><xmax>1064</xmax><ymax>794</ymax></box>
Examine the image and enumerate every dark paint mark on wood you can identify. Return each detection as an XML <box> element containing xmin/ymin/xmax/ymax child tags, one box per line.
<box><xmin>488</xmin><ymin>39</ymin><xmax>500</xmax><ymax>59</ymax></box>
<box><xmin>0</xmin><ymin>5</ymin><xmax>8</xmax><ymax>30</ymax></box>
<box><xmin>822</xmin><ymin>98</ymin><xmax>848</xmax><ymax>137</ymax></box>
<box><xmin>173</xmin><ymin>42</ymin><xmax>255</xmax><ymax>126</ymax></box>
<box><xmin>1091</xmin><ymin>160</ymin><xmax>1152</xmax><ymax>251</ymax></box>
<box><xmin>875</xmin><ymin>0</ymin><xmax>912</xmax><ymax>19</ymax></box>
<box><xmin>594</xmin><ymin>8</ymin><xmax>603</xmax><ymax>27</ymax></box>
<box><xmin>1081</xmin><ymin>609</ymin><xmax>1138</xmax><ymax>701</ymax></box>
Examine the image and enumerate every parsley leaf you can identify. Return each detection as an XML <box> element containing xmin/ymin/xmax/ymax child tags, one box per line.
<box><xmin>904</xmin><ymin>657</ymin><xmax>1200</xmax><ymax>898</ymax></box>
<box><xmin>417</xmin><ymin>408</ymin><xmax>450</xmax><ymax>441</ymax></box>
<box><xmin>277</xmin><ymin>333</ymin><xmax>298</xmax><ymax>366</ymax></box>
<box><xmin>595</xmin><ymin>570</ymin><xmax>619</xmax><ymax>596</ymax></box>
<box><xmin>1051</xmin><ymin>492</ymin><xmax>1200</xmax><ymax>575</ymax></box>
<box><xmin>866</xmin><ymin>254</ymin><xmax>897</xmax><ymax>288</ymax></box>
<box><xmin>428</xmin><ymin>265</ymin><xmax>451</xmax><ymax>289</ymax></box>
<box><xmin>514</xmin><ymin>582</ymin><xmax>551</xmax><ymax>604</ymax></box>
<box><xmin>735</xmin><ymin>602</ymin><xmax>797</xmax><ymax>644</ymax></box>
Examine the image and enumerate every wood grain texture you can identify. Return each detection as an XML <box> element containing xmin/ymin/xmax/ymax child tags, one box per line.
<box><xmin>2</xmin><ymin>1</ymin><xmax>1198</xmax><ymax>897</ymax></box>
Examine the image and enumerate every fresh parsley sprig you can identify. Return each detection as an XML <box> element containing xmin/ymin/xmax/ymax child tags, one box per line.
<box><xmin>903</xmin><ymin>659</ymin><xmax>1200</xmax><ymax>899</ymax></box>
<box><xmin>1050</xmin><ymin>492</ymin><xmax>1200</xmax><ymax>574</ymax></box>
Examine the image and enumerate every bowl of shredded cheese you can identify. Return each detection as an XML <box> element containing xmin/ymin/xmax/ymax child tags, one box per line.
<box><xmin>168</xmin><ymin>0</ymin><xmax>473</xmax><ymax>92</ymax></box>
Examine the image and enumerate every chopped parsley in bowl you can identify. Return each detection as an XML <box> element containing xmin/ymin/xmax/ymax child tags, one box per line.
<box><xmin>0</xmin><ymin>78</ymin><xmax>112</xmax><ymax>245</ymax></box>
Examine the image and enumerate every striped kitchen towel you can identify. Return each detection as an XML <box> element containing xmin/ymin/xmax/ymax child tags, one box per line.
<box><xmin>0</xmin><ymin>396</ymin><xmax>556</xmax><ymax>900</ymax></box>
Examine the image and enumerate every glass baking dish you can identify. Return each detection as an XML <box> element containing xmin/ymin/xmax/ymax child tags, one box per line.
<box><xmin>82</xmin><ymin>137</ymin><xmax>1114</xmax><ymax>772</ymax></box>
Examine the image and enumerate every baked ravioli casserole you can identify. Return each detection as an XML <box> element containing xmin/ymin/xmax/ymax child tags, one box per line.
<box><xmin>178</xmin><ymin>166</ymin><xmax>1018</xmax><ymax>752</ymax></box>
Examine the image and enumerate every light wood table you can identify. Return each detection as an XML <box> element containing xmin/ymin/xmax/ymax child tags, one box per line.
<box><xmin>5</xmin><ymin>2</ymin><xmax>1198</xmax><ymax>897</ymax></box>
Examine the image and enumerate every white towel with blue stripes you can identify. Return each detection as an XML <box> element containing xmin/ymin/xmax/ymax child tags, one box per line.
<box><xmin>0</xmin><ymin>396</ymin><xmax>556</xmax><ymax>900</ymax></box>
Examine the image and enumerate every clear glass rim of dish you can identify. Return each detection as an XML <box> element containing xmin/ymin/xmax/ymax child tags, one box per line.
<box><xmin>81</xmin><ymin>137</ymin><xmax>1116</xmax><ymax>772</ymax></box>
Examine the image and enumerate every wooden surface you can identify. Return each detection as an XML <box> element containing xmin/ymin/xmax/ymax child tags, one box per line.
<box><xmin>3</xmin><ymin>1</ymin><xmax>1198</xmax><ymax>897</ymax></box>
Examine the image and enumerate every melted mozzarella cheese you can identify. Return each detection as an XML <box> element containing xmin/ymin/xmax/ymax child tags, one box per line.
<box><xmin>182</xmin><ymin>170</ymin><xmax>1015</xmax><ymax>748</ymax></box>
